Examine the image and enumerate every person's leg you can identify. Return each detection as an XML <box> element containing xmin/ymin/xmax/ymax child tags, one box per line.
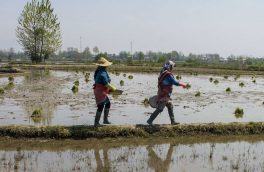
<box><xmin>94</xmin><ymin>102</ymin><xmax>105</xmax><ymax>127</ymax></box>
<box><xmin>147</xmin><ymin>101</ymin><xmax>166</xmax><ymax>125</ymax></box>
<box><xmin>103</xmin><ymin>97</ymin><xmax>111</xmax><ymax>124</ymax></box>
<box><xmin>166</xmin><ymin>102</ymin><xmax>179</xmax><ymax>125</ymax></box>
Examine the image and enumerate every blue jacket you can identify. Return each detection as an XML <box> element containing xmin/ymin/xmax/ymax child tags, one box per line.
<box><xmin>94</xmin><ymin>67</ymin><xmax>111</xmax><ymax>86</ymax></box>
<box><xmin>161</xmin><ymin>73</ymin><xmax>180</xmax><ymax>86</ymax></box>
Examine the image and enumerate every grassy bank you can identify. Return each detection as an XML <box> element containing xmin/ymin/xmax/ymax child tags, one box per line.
<box><xmin>1</xmin><ymin>122</ymin><xmax>264</xmax><ymax>139</ymax></box>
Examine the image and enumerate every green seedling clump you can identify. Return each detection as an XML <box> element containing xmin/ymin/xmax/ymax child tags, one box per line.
<box><xmin>239</xmin><ymin>82</ymin><xmax>245</xmax><ymax>87</ymax></box>
<box><xmin>74</xmin><ymin>80</ymin><xmax>80</xmax><ymax>86</ymax></box>
<box><xmin>195</xmin><ymin>91</ymin><xmax>201</xmax><ymax>97</ymax></box>
<box><xmin>252</xmin><ymin>79</ymin><xmax>256</xmax><ymax>83</ymax></box>
<box><xmin>213</xmin><ymin>79</ymin><xmax>219</xmax><ymax>84</ymax></box>
<box><xmin>128</xmin><ymin>75</ymin><xmax>134</xmax><ymax>79</ymax></box>
<box><xmin>176</xmin><ymin>75</ymin><xmax>182</xmax><ymax>80</ymax></box>
<box><xmin>120</xmin><ymin>80</ymin><xmax>125</xmax><ymax>86</ymax></box>
<box><xmin>0</xmin><ymin>88</ymin><xmax>4</xmax><ymax>95</ymax></box>
<box><xmin>234</xmin><ymin>107</ymin><xmax>244</xmax><ymax>118</ymax></box>
<box><xmin>143</xmin><ymin>98</ymin><xmax>149</xmax><ymax>106</ymax></box>
<box><xmin>71</xmin><ymin>85</ymin><xmax>79</xmax><ymax>93</ymax></box>
<box><xmin>209</xmin><ymin>77</ymin><xmax>213</xmax><ymax>82</ymax></box>
<box><xmin>123</xmin><ymin>73</ymin><xmax>127</xmax><ymax>77</ymax></box>
<box><xmin>226</xmin><ymin>87</ymin><xmax>231</xmax><ymax>92</ymax></box>
<box><xmin>185</xmin><ymin>83</ymin><xmax>191</xmax><ymax>89</ymax></box>
<box><xmin>31</xmin><ymin>109</ymin><xmax>42</xmax><ymax>118</ymax></box>
<box><xmin>4</xmin><ymin>82</ymin><xmax>14</xmax><ymax>90</ymax></box>
<box><xmin>8</xmin><ymin>76</ymin><xmax>14</xmax><ymax>82</ymax></box>
<box><xmin>234</xmin><ymin>75</ymin><xmax>240</xmax><ymax>81</ymax></box>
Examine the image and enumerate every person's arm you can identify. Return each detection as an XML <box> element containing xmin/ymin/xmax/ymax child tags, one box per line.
<box><xmin>101</xmin><ymin>72</ymin><xmax>116</xmax><ymax>91</ymax></box>
<box><xmin>168</xmin><ymin>75</ymin><xmax>187</xmax><ymax>88</ymax></box>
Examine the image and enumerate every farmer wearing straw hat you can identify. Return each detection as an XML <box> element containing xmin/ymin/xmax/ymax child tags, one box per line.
<box><xmin>93</xmin><ymin>57</ymin><xmax>116</xmax><ymax>127</ymax></box>
<box><xmin>147</xmin><ymin>61</ymin><xmax>187</xmax><ymax>125</ymax></box>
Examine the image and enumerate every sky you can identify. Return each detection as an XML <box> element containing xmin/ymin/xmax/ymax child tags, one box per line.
<box><xmin>1</xmin><ymin>0</ymin><xmax>264</xmax><ymax>58</ymax></box>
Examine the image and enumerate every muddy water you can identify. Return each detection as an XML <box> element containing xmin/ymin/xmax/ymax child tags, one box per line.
<box><xmin>0</xmin><ymin>70</ymin><xmax>264</xmax><ymax>126</ymax></box>
<box><xmin>0</xmin><ymin>136</ymin><xmax>264</xmax><ymax>172</ymax></box>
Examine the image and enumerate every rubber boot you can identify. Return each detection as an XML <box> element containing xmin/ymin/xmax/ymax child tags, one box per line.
<box><xmin>103</xmin><ymin>108</ymin><xmax>111</xmax><ymax>124</ymax></box>
<box><xmin>147</xmin><ymin>109</ymin><xmax>161</xmax><ymax>125</ymax></box>
<box><xmin>94</xmin><ymin>111</ymin><xmax>102</xmax><ymax>127</ymax></box>
<box><xmin>168</xmin><ymin>105</ymin><xmax>179</xmax><ymax>125</ymax></box>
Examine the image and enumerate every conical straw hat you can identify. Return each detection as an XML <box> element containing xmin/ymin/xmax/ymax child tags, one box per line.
<box><xmin>94</xmin><ymin>57</ymin><xmax>112</xmax><ymax>66</ymax></box>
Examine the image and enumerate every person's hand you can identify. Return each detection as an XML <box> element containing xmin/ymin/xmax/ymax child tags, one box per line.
<box><xmin>179</xmin><ymin>82</ymin><xmax>187</xmax><ymax>88</ymax></box>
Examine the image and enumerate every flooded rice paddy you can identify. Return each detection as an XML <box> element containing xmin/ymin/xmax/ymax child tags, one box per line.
<box><xmin>0</xmin><ymin>70</ymin><xmax>264</xmax><ymax>126</ymax></box>
<box><xmin>1</xmin><ymin>136</ymin><xmax>264</xmax><ymax>172</ymax></box>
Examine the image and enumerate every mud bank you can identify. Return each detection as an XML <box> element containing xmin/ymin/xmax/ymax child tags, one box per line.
<box><xmin>1</xmin><ymin>122</ymin><xmax>264</xmax><ymax>139</ymax></box>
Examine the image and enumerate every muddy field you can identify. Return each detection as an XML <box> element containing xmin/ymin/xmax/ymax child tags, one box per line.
<box><xmin>1</xmin><ymin>136</ymin><xmax>264</xmax><ymax>172</ymax></box>
<box><xmin>0</xmin><ymin>69</ymin><xmax>264</xmax><ymax>126</ymax></box>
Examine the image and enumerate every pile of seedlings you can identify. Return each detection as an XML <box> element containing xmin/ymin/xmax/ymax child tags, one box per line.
<box><xmin>143</xmin><ymin>98</ymin><xmax>149</xmax><ymax>106</ymax></box>
<box><xmin>226</xmin><ymin>87</ymin><xmax>231</xmax><ymax>93</ymax></box>
<box><xmin>31</xmin><ymin>109</ymin><xmax>43</xmax><ymax>123</ymax></box>
<box><xmin>128</xmin><ymin>75</ymin><xmax>134</xmax><ymax>79</ymax></box>
<box><xmin>213</xmin><ymin>79</ymin><xmax>219</xmax><ymax>85</ymax></box>
<box><xmin>185</xmin><ymin>83</ymin><xmax>191</xmax><ymax>89</ymax></box>
<box><xmin>239</xmin><ymin>82</ymin><xmax>245</xmax><ymax>87</ymax></box>
<box><xmin>71</xmin><ymin>80</ymin><xmax>79</xmax><ymax>93</ymax></box>
<box><xmin>234</xmin><ymin>107</ymin><xmax>244</xmax><ymax>118</ymax></box>
<box><xmin>176</xmin><ymin>75</ymin><xmax>182</xmax><ymax>80</ymax></box>
<box><xmin>234</xmin><ymin>75</ymin><xmax>240</xmax><ymax>81</ymax></box>
<box><xmin>195</xmin><ymin>91</ymin><xmax>201</xmax><ymax>97</ymax></box>
<box><xmin>4</xmin><ymin>76</ymin><xmax>15</xmax><ymax>90</ymax></box>
<box><xmin>85</xmin><ymin>73</ymin><xmax>90</xmax><ymax>83</ymax></box>
<box><xmin>120</xmin><ymin>80</ymin><xmax>124</xmax><ymax>86</ymax></box>
<box><xmin>0</xmin><ymin>88</ymin><xmax>4</xmax><ymax>95</ymax></box>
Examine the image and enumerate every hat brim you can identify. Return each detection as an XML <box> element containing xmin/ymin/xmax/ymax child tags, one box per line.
<box><xmin>93</xmin><ymin>62</ymin><xmax>112</xmax><ymax>66</ymax></box>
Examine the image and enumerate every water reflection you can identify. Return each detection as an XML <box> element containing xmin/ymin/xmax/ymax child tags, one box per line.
<box><xmin>22</xmin><ymin>70</ymin><xmax>59</xmax><ymax>125</ymax></box>
<box><xmin>1</xmin><ymin>136</ymin><xmax>264</xmax><ymax>171</ymax></box>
